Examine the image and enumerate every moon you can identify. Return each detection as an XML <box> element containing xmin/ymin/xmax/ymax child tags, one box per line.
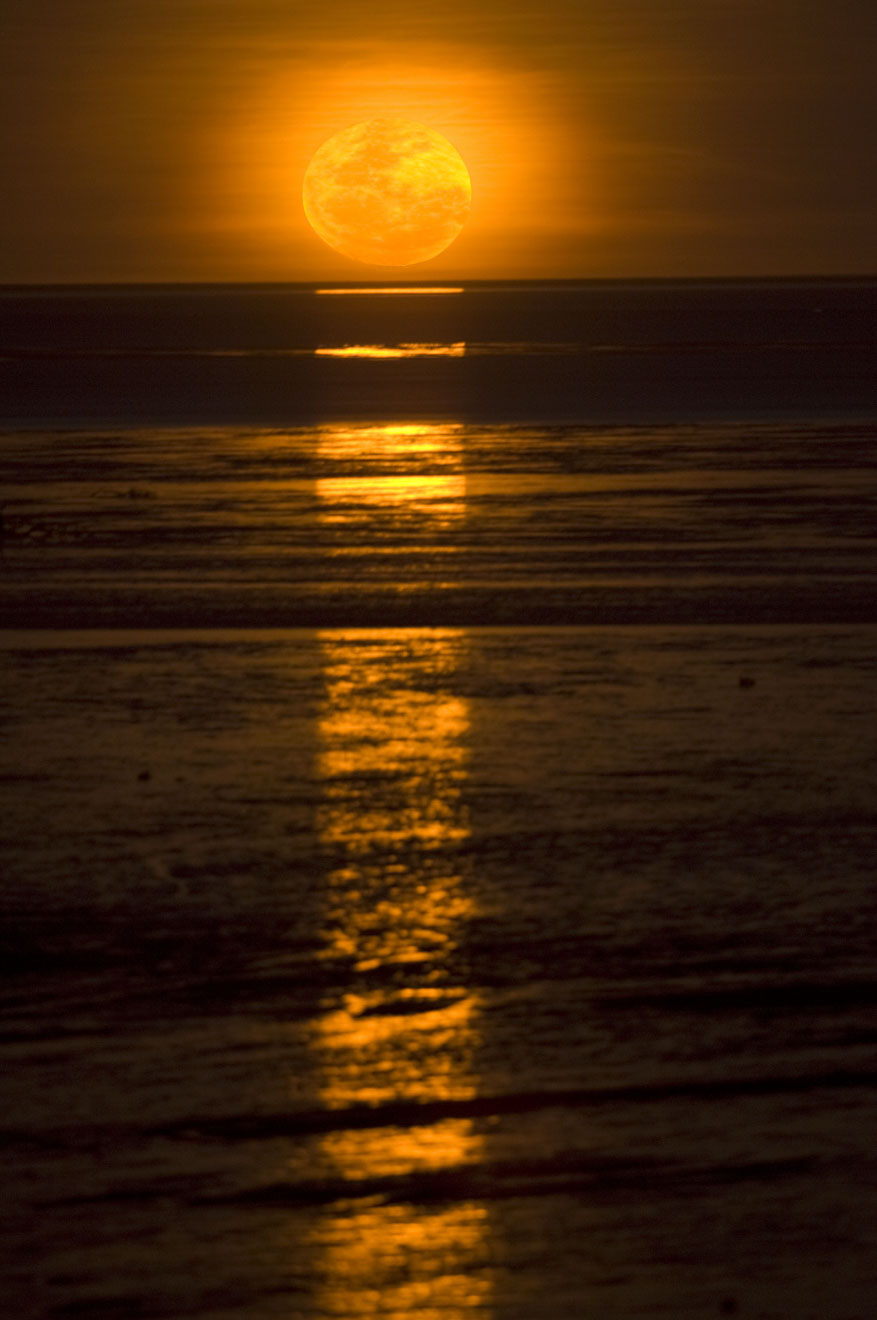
<box><xmin>302</xmin><ymin>118</ymin><xmax>472</xmax><ymax>267</ymax></box>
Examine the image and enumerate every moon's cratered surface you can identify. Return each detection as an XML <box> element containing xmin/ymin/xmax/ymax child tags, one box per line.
<box><xmin>302</xmin><ymin>118</ymin><xmax>472</xmax><ymax>266</ymax></box>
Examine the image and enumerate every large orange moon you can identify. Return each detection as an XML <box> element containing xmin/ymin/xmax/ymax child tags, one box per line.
<box><xmin>302</xmin><ymin>118</ymin><xmax>472</xmax><ymax>266</ymax></box>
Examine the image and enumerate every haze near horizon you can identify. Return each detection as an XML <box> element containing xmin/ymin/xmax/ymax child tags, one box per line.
<box><xmin>2</xmin><ymin>0</ymin><xmax>875</xmax><ymax>283</ymax></box>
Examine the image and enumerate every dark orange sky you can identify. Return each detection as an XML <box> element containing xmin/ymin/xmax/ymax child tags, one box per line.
<box><xmin>2</xmin><ymin>0</ymin><xmax>875</xmax><ymax>281</ymax></box>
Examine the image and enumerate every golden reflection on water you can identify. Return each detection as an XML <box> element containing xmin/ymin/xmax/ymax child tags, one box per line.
<box><xmin>316</xmin><ymin>421</ymin><xmax>467</xmax><ymax>553</ymax></box>
<box><xmin>305</xmin><ymin>448</ymin><xmax>490</xmax><ymax>1313</ymax></box>
<box><xmin>315</xmin><ymin>287</ymin><xmax>465</xmax><ymax>295</ymax></box>
<box><xmin>312</xmin><ymin>1200</ymin><xmax>492</xmax><ymax>1320</ymax></box>
<box><xmin>316</xmin><ymin>342</ymin><xmax>466</xmax><ymax>358</ymax></box>
<box><xmin>315</xmin><ymin>628</ymin><xmax>475</xmax><ymax>1103</ymax></box>
<box><xmin>318</xmin><ymin>471</ymin><xmax>467</xmax><ymax>518</ymax></box>
<box><xmin>318</xmin><ymin>420</ymin><xmax>465</xmax><ymax>462</ymax></box>
<box><xmin>303</xmin><ymin>423</ymin><xmax>489</xmax><ymax>1320</ymax></box>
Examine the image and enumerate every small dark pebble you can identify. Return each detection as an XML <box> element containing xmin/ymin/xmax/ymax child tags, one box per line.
<box><xmin>719</xmin><ymin>1298</ymin><xmax>739</xmax><ymax>1315</ymax></box>
<box><xmin>137</xmin><ymin>769</ymin><xmax>151</xmax><ymax>782</ymax></box>
<box><xmin>738</xmin><ymin>676</ymin><xmax>756</xmax><ymax>688</ymax></box>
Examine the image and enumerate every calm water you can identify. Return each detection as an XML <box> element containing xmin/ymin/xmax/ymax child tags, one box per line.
<box><xmin>2</xmin><ymin>281</ymin><xmax>877</xmax><ymax>1318</ymax></box>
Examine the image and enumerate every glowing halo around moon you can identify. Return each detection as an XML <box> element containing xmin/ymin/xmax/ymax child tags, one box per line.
<box><xmin>302</xmin><ymin>117</ymin><xmax>472</xmax><ymax>266</ymax></box>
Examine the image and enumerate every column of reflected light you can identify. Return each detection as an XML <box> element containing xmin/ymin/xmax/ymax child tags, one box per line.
<box><xmin>314</xmin><ymin>422</ymin><xmax>468</xmax><ymax>605</ymax></box>
<box><xmin>307</xmin><ymin>423</ymin><xmax>492</xmax><ymax>1320</ymax></box>
<box><xmin>315</xmin><ymin>343</ymin><xmax>465</xmax><ymax>358</ymax></box>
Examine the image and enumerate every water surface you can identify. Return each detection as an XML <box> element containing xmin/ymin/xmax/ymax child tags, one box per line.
<box><xmin>2</xmin><ymin>281</ymin><xmax>877</xmax><ymax>1319</ymax></box>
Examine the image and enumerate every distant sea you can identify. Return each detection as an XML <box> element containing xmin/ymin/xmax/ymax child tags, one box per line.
<box><xmin>2</xmin><ymin>278</ymin><xmax>877</xmax><ymax>429</ymax></box>
<box><xmin>3</xmin><ymin>279</ymin><xmax>877</xmax><ymax>1319</ymax></box>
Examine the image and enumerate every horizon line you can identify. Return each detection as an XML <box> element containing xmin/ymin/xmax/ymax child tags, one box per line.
<box><xmin>1</xmin><ymin>273</ymin><xmax>876</xmax><ymax>292</ymax></box>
